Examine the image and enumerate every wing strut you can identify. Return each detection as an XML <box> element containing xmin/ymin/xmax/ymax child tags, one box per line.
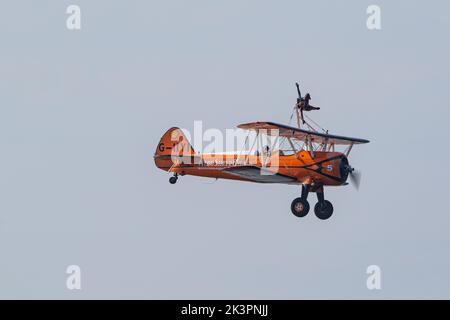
<box><xmin>345</xmin><ymin>142</ymin><xmax>354</xmax><ymax>156</ymax></box>
<box><xmin>287</xmin><ymin>137</ymin><xmax>301</xmax><ymax>160</ymax></box>
<box><xmin>306</xmin><ymin>135</ymin><xmax>315</xmax><ymax>158</ymax></box>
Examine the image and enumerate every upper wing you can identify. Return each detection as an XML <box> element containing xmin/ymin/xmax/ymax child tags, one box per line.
<box><xmin>237</xmin><ymin>121</ymin><xmax>370</xmax><ymax>145</ymax></box>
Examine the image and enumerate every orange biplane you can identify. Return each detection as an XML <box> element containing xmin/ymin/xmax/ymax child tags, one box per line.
<box><xmin>154</xmin><ymin>84</ymin><xmax>369</xmax><ymax>220</ymax></box>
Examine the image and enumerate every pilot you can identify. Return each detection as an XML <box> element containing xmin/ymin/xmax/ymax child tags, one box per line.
<box><xmin>262</xmin><ymin>145</ymin><xmax>271</xmax><ymax>165</ymax></box>
<box><xmin>264</xmin><ymin>145</ymin><xmax>271</xmax><ymax>159</ymax></box>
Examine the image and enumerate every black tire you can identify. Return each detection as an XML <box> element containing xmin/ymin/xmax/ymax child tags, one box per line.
<box><xmin>314</xmin><ymin>200</ymin><xmax>333</xmax><ymax>220</ymax></box>
<box><xmin>169</xmin><ymin>176</ymin><xmax>178</xmax><ymax>184</ymax></box>
<box><xmin>291</xmin><ymin>198</ymin><xmax>310</xmax><ymax>217</ymax></box>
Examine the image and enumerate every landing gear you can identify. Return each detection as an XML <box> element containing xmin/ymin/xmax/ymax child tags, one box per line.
<box><xmin>314</xmin><ymin>188</ymin><xmax>333</xmax><ymax>220</ymax></box>
<box><xmin>291</xmin><ymin>185</ymin><xmax>310</xmax><ymax>217</ymax></box>
<box><xmin>291</xmin><ymin>185</ymin><xmax>334</xmax><ymax>220</ymax></box>
<box><xmin>291</xmin><ymin>198</ymin><xmax>309</xmax><ymax>217</ymax></box>
<box><xmin>169</xmin><ymin>174</ymin><xmax>178</xmax><ymax>184</ymax></box>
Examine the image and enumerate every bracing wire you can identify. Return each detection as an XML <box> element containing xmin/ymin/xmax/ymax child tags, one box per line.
<box><xmin>288</xmin><ymin>106</ymin><xmax>295</xmax><ymax>126</ymax></box>
<box><xmin>304</xmin><ymin>114</ymin><xmax>327</xmax><ymax>133</ymax></box>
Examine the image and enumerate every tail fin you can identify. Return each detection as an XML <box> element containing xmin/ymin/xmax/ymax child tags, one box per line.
<box><xmin>154</xmin><ymin>127</ymin><xmax>195</xmax><ymax>171</ymax></box>
<box><xmin>155</xmin><ymin>127</ymin><xmax>195</xmax><ymax>156</ymax></box>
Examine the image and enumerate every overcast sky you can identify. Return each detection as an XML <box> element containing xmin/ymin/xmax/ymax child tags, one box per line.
<box><xmin>1</xmin><ymin>0</ymin><xmax>450</xmax><ymax>299</ymax></box>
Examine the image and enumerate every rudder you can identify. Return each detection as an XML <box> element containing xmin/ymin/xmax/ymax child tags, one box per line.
<box><xmin>155</xmin><ymin>127</ymin><xmax>195</xmax><ymax>157</ymax></box>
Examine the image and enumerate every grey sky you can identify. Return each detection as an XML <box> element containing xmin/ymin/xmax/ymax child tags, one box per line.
<box><xmin>1</xmin><ymin>0</ymin><xmax>450</xmax><ymax>299</ymax></box>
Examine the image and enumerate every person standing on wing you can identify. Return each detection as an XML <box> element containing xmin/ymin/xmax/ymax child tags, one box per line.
<box><xmin>296</xmin><ymin>92</ymin><xmax>320</xmax><ymax>124</ymax></box>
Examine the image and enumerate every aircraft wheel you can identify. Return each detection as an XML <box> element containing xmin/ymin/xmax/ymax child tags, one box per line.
<box><xmin>314</xmin><ymin>200</ymin><xmax>333</xmax><ymax>220</ymax></box>
<box><xmin>291</xmin><ymin>198</ymin><xmax>310</xmax><ymax>217</ymax></box>
<box><xmin>169</xmin><ymin>176</ymin><xmax>178</xmax><ymax>184</ymax></box>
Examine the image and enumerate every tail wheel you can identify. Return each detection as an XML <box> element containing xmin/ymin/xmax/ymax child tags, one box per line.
<box><xmin>314</xmin><ymin>200</ymin><xmax>333</xmax><ymax>220</ymax></box>
<box><xmin>291</xmin><ymin>198</ymin><xmax>310</xmax><ymax>217</ymax></box>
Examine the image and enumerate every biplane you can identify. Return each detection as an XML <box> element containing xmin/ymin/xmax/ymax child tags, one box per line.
<box><xmin>154</xmin><ymin>84</ymin><xmax>369</xmax><ymax>220</ymax></box>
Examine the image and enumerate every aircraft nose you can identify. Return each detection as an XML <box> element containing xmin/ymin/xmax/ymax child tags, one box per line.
<box><xmin>339</xmin><ymin>155</ymin><xmax>351</xmax><ymax>183</ymax></box>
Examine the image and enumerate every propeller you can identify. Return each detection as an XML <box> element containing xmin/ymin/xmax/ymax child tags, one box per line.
<box><xmin>349</xmin><ymin>169</ymin><xmax>362</xmax><ymax>190</ymax></box>
<box><xmin>343</xmin><ymin>164</ymin><xmax>362</xmax><ymax>190</ymax></box>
